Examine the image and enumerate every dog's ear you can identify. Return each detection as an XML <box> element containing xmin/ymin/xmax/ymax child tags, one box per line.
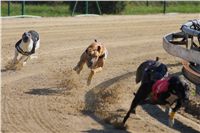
<box><xmin>22</xmin><ymin>32</ymin><xmax>25</xmax><ymax>37</ymax></box>
<box><xmin>97</xmin><ymin>46</ymin><xmax>101</xmax><ymax>52</ymax></box>
<box><xmin>85</xmin><ymin>49</ymin><xmax>88</xmax><ymax>54</ymax></box>
<box><xmin>156</xmin><ymin>57</ymin><xmax>159</xmax><ymax>61</ymax></box>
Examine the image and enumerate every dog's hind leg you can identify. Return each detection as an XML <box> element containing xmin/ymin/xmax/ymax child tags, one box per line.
<box><xmin>168</xmin><ymin>99</ymin><xmax>182</xmax><ymax>127</ymax></box>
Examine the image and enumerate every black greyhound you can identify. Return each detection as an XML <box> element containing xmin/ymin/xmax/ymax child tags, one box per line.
<box><xmin>122</xmin><ymin>61</ymin><xmax>189</xmax><ymax>127</ymax></box>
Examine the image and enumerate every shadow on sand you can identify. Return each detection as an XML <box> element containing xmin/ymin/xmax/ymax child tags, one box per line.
<box><xmin>142</xmin><ymin>105</ymin><xmax>200</xmax><ymax>133</ymax></box>
<box><xmin>24</xmin><ymin>88</ymin><xmax>64</xmax><ymax>95</ymax></box>
<box><xmin>166</xmin><ymin>62</ymin><xmax>182</xmax><ymax>68</ymax></box>
<box><xmin>1</xmin><ymin>69</ymin><xmax>8</xmax><ymax>72</ymax></box>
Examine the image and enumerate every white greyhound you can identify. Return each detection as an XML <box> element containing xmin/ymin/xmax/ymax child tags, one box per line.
<box><xmin>12</xmin><ymin>30</ymin><xmax>40</xmax><ymax>67</ymax></box>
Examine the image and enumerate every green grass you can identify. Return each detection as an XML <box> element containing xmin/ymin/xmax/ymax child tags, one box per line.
<box><xmin>1</xmin><ymin>2</ymin><xmax>200</xmax><ymax>17</ymax></box>
<box><xmin>167</xmin><ymin>4</ymin><xmax>200</xmax><ymax>13</ymax></box>
<box><xmin>1</xmin><ymin>2</ymin><xmax>71</xmax><ymax>17</ymax></box>
<box><xmin>122</xmin><ymin>2</ymin><xmax>200</xmax><ymax>15</ymax></box>
<box><xmin>122</xmin><ymin>4</ymin><xmax>163</xmax><ymax>15</ymax></box>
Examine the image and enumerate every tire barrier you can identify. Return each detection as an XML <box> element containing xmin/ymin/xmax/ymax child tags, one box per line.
<box><xmin>163</xmin><ymin>20</ymin><xmax>200</xmax><ymax>87</ymax></box>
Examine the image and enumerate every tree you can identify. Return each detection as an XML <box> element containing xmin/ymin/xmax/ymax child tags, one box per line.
<box><xmin>69</xmin><ymin>1</ymin><xmax>126</xmax><ymax>14</ymax></box>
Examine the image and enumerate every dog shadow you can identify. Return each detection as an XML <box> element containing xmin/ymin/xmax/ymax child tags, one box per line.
<box><xmin>90</xmin><ymin>72</ymin><xmax>136</xmax><ymax>89</ymax></box>
<box><xmin>1</xmin><ymin>69</ymin><xmax>8</xmax><ymax>72</ymax></box>
<box><xmin>1</xmin><ymin>68</ymin><xmax>19</xmax><ymax>72</ymax></box>
<box><xmin>141</xmin><ymin>105</ymin><xmax>200</xmax><ymax>133</ymax></box>
<box><xmin>81</xmin><ymin>111</ymin><xmax>130</xmax><ymax>133</ymax></box>
<box><xmin>25</xmin><ymin>88</ymin><xmax>64</xmax><ymax>96</ymax></box>
<box><xmin>82</xmin><ymin>129</ymin><xmax>130</xmax><ymax>133</ymax></box>
<box><xmin>82</xmin><ymin>72</ymin><xmax>135</xmax><ymax>133</ymax></box>
<box><xmin>1</xmin><ymin>65</ymin><xmax>21</xmax><ymax>72</ymax></box>
<box><xmin>169</xmin><ymin>71</ymin><xmax>182</xmax><ymax>77</ymax></box>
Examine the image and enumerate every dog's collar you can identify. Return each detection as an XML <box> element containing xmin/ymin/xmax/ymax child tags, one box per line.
<box><xmin>15</xmin><ymin>39</ymin><xmax>35</xmax><ymax>56</ymax></box>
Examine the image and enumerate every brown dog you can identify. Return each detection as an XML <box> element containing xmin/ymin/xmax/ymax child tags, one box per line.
<box><xmin>73</xmin><ymin>40</ymin><xmax>108</xmax><ymax>85</ymax></box>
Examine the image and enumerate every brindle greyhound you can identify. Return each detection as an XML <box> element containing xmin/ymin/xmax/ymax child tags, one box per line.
<box><xmin>73</xmin><ymin>40</ymin><xmax>108</xmax><ymax>86</ymax></box>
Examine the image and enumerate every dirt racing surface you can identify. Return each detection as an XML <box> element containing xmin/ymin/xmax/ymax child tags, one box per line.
<box><xmin>1</xmin><ymin>14</ymin><xmax>200</xmax><ymax>133</ymax></box>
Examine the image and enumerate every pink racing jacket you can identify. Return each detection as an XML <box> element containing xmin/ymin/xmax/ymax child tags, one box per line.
<box><xmin>152</xmin><ymin>78</ymin><xmax>170</xmax><ymax>101</ymax></box>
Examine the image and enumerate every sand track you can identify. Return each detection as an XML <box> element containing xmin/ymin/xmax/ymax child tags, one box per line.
<box><xmin>2</xmin><ymin>14</ymin><xmax>200</xmax><ymax>133</ymax></box>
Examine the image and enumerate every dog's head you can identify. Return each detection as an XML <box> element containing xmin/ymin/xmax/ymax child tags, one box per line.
<box><xmin>137</xmin><ymin>59</ymin><xmax>168</xmax><ymax>83</ymax></box>
<box><xmin>85</xmin><ymin>40</ymin><xmax>102</xmax><ymax>68</ymax></box>
<box><xmin>22</xmin><ymin>32</ymin><xmax>31</xmax><ymax>43</ymax></box>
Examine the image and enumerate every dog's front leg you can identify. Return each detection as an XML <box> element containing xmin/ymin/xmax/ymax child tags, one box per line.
<box><xmin>17</xmin><ymin>55</ymin><xmax>28</xmax><ymax>66</ymax></box>
<box><xmin>123</xmin><ymin>82</ymin><xmax>153</xmax><ymax>125</ymax></box>
<box><xmin>87</xmin><ymin>67</ymin><xmax>103</xmax><ymax>86</ymax></box>
<box><xmin>23</xmin><ymin>56</ymin><xmax>30</xmax><ymax>66</ymax></box>
<box><xmin>12</xmin><ymin>50</ymin><xmax>19</xmax><ymax>65</ymax></box>
<box><xmin>30</xmin><ymin>55</ymin><xmax>38</xmax><ymax>59</ymax></box>
<box><xmin>86</xmin><ymin>58</ymin><xmax>104</xmax><ymax>85</ymax></box>
<box><xmin>122</xmin><ymin>96</ymin><xmax>138</xmax><ymax>125</ymax></box>
<box><xmin>74</xmin><ymin>53</ymin><xmax>87</xmax><ymax>74</ymax></box>
<box><xmin>87</xmin><ymin>70</ymin><xmax>94</xmax><ymax>86</ymax></box>
<box><xmin>92</xmin><ymin>67</ymin><xmax>102</xmax><ymax>73</ymax></box>
<box><xmin>74</xmin><ymin>60</ymin><xmax>85</xmax><ymax>74</ymax></box>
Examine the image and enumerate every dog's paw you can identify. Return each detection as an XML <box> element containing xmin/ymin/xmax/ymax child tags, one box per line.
<box><xmin>77</xmin><ymin>70</ymin><xmax>81</xmax><ymax>74</ymax></box>
<box><xmin>87</xmin><ymin>79</ymin><xmax>91</xmax><ymax>86</ymax></box>
<box><xmin>73</xmin><ymin>66</ymin><xmax>81</xmax><ymax>74</ymax></box>
<box><xmin>15</xmin><ymin>63</ymin><xmax>23</xmax><ymax>70</ymax></box>
<box><xmin>30</xmin><ymin>55</ymin><xmax>38</xmax><ymax>59</ymax></box>
<box><xmin>23</xmin><ymin>62</ymin><xmax>27</xmax><ymax>66</ymax></box>
<box><xmin>168</xmin><ymin>111</ymin><xmax>175</xmax><ymax>127</ymax></box>
<box><xmin>130</xmin><ymin>109</ymin><xmax>136</xmax><ymax>114</ymax></box>
<box><xmin>73</xmin><ymin>66</ymin><xmax>77</xmax><ymax>71</ymax></box>
<box><xmin>168</xmin><ymin>118</ymin><xmax>174</xmax><ymax>127</ymax></box>
<box><xmin>113</xmin><ymin>122</ymin><xmax>128</xmax><ymax>130</ymax></box>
